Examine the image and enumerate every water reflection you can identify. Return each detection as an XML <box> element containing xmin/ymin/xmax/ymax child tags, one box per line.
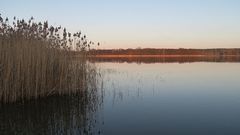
<box><xmin>0</xmin><ymin>89</ymin><xmax>103</xmax><ymax>135</ymax></box>
<box><xmin>98</xmin><ymin>61</ymin><xmax>240</xmax><ymax>135</ymax></box>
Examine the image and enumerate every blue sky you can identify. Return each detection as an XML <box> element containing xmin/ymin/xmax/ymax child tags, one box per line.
<box><xmin>1</xmin><ymin>0</ymin><xmax>240</xmax><ymax>49</ymax></box>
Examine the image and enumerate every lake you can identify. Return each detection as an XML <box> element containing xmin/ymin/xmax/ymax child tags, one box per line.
<box><xmin>1</xmin><ymin>60</ymin><xmax>240</xmax><ymax>135</ymax></box>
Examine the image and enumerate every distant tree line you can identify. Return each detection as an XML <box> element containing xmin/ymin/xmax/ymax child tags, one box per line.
<box><xmin>89</xmin><ymin>55</ymin><xmax>240</xmax><ymax>64</ymax></box>
<box><xmin>89</xmin><ymin>48</ymin><xmax>240</xmax><ymax>56</ymax></box>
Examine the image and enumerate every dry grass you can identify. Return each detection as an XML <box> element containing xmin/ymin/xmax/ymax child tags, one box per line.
<box><xmin>0</xmin><ymin>15</ymin><xmax>97</xmax><ymax>103</ymax></box>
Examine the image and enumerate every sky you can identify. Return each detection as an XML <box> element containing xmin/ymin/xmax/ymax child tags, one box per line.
<box><xmin>1</xmin><ymin>0</ymin><xmax>240</xmax><ymax>49</ymax></box>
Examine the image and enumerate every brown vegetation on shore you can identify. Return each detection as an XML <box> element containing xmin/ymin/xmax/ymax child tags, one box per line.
<box><xmin>0</xmin><ymin>14</ymin><xmax>97</xmax><ymax>103</ymax></box>
<box><xmin>89</xmin><ymin>48</ymin><xmax>240</xmax><ymax>56</ymax></box>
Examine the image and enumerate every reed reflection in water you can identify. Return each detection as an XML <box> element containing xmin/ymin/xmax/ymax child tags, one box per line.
<box><xmin>0</xmin><ymin>67</ymin><xmax>104</xmax><ymax>135</ymax></box>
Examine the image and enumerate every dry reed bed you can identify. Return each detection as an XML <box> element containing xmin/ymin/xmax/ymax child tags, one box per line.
<box><xmin>0</xmin><ymin>15</ymin><xmax>97</xmax><ymax>103</ymax></box>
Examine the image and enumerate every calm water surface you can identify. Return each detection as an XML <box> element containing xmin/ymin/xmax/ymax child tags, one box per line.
<box><xmin>1</xmin><ymin>61</ymin><xmax>240</xmax><ymax>135</ymax></box>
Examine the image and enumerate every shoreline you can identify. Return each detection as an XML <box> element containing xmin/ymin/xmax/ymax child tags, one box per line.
<box><xmin>88</xmin><ymin>54</ymin><xmax>240</xmax><ymax>58</ymax></box>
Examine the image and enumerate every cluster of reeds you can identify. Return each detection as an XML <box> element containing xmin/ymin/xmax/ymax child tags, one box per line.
<box><xmin>0</xmin><ymin>14</ymin><xmax>98</xmax><ymax>103</ymax></box>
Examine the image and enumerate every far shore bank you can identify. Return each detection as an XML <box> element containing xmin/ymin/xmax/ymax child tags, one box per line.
<box><xmin>87</xmin><ymin>48</ymin><xmax>240</xmax><ymax>57</ymax></box>
<box><xmin>86</xmin><ymin>54</ymin><xmax>240</xmax><ymax>63</ymax></box>
<box><xmin>88</xmin><ymin>54</ymin><xmax>240</xmax><ymax>58</ymax></box>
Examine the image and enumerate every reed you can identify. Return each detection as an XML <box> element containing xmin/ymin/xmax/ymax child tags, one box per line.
<box><xmin>0</xmin><ymin>14</ymin><xmax>97</xmax><ymax>103</ymax></box>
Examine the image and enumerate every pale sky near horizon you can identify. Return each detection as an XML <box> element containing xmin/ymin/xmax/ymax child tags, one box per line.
<box><xmin>1</xmin><ymin>0</ymin><xmax>240</xmax><ymax>49</ymax></box>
